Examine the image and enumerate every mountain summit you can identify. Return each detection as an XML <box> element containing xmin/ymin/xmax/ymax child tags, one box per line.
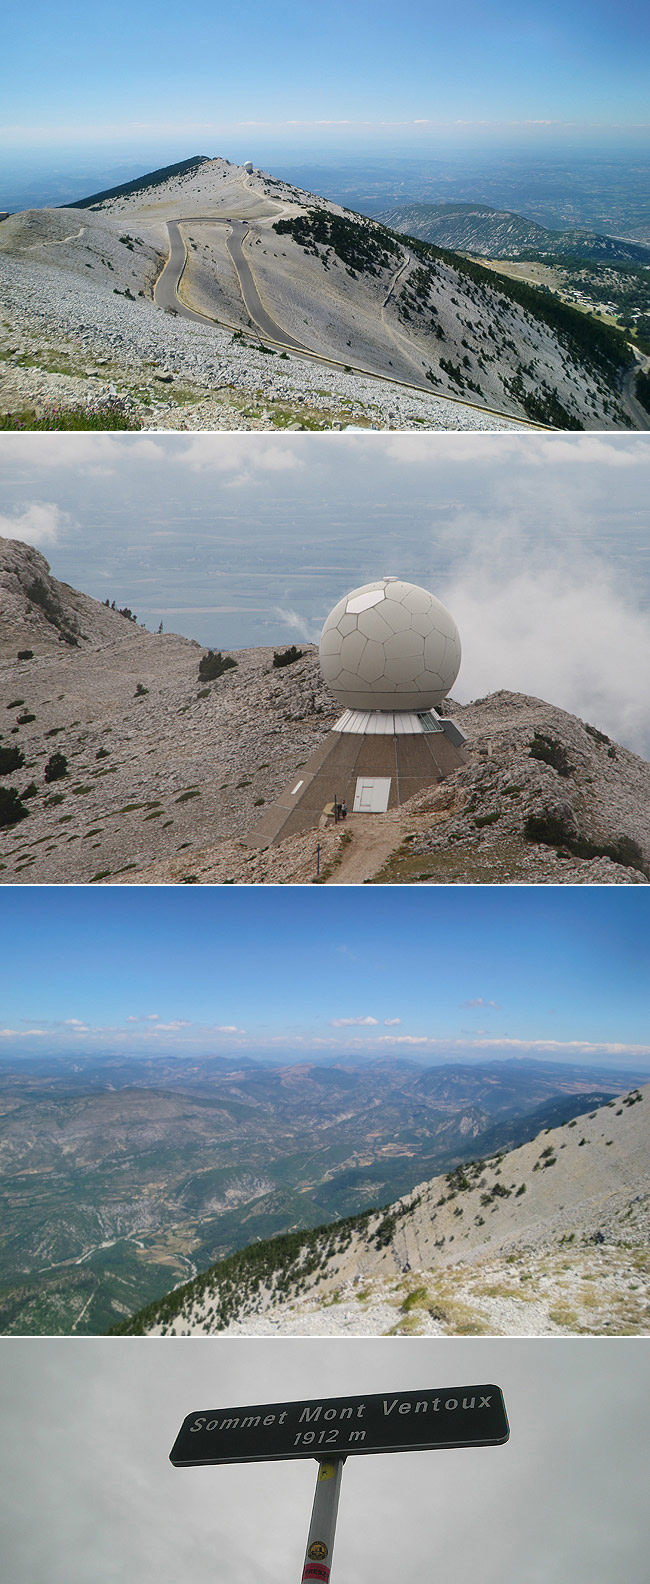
<box><xmin>0</xmin><ymin>156</ymin><xmax>640</xmax><ymax>430</ymax></box>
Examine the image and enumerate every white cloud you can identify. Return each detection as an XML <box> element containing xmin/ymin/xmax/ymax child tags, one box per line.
<box><xmin>444</xmin><ymin>548</ymin><xmax>650</xmax><ymax>756</ymax></box>
<box><xmin>330</xmin><ymin>1015</ymin><xmax>379</xmax><ymax>1027</ymax></box>
<box><xmin>145</xmin><ymin>1020</ymin><xmax>191</xmax><ymax>1032</ymax></box>
<box><xmin>376</xmin><ymin>1034</ymin><xmax>431</xmax><ymax>1044</ymax></box>
<box><xmin>0</xmin><ymin>1028</ymin><xmax>48</xmax><ymax>1037</ymax></box>
<box><xmin>274</xmin><ymin>607</ymin><xmax>321</xmax><ymax>642</ymax></box>
<box><xmin>181</xmin><ymin>437</ymin><xmax>304</xmax><ymax>476</ymax></box>
<box><xmin>461</xmin><ymin>998</ymin><xmax>500</xmax><ymax>1009</ymax></box>
<box><xmin>0</xmin><ymin>501</ymin><xmax>67</xmax><ymax>548</ymax></box>
<box><xmin>384</xmin><ymin>1017</ymin><xmax>401</xmax><ymax>1026</ymax></box>
<box><xmin>373</xmin><ymin>1035</ymin><xmax>650</xmax><ymax>1056</ymax></box>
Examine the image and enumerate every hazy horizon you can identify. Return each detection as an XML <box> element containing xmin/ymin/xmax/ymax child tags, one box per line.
<box><xmin>1</xmin><ymin>887</ymin><xmax>648</xmax><ymax>1067</ymax></box>
<box><xmin>3</xmin><ymin>138</ymin><xmax>650</xmax><ymax>223</ymax></box>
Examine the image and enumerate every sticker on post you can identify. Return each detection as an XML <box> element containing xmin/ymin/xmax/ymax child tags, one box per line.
<box><xmin>308</xmin><ymin>1541</ymin><xmax>329</xmax><ymax>1560</ymax></box>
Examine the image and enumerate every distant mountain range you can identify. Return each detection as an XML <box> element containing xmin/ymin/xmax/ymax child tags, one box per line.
<box><xmin>0</xmin><ymin>1051</ymin><xmax>643</xmax><ymax>1335</ymax></box>
<box><xmin>374</xmin><ymin>202</ymin><xmax>650</xmax><ymax>263</ymax></box>
<box><xmin>115</xmin><ymin>1082</ymin><xmax>649</xmax><ymax>1338</ymax></box>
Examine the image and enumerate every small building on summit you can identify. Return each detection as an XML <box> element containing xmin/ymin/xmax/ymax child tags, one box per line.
<box><xmin>246</xmin><ymin>577</ymin><xmax>467</xmax><ymax>848</ymax></box>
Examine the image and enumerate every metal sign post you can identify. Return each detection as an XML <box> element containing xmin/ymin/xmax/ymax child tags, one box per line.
<box><xmin>302</xmin><ymin>1459</ymin><xmax>346</xmax><ymax>1584</ymax></box>
<box><xmin>170</xmin><ymin>1384</ymin><xmax>509</xmax><ymax>1584</ymax></box>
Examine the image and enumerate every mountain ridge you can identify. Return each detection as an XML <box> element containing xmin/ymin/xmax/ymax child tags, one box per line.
<box><xmin>0</xmin><ymin>155</ymin><xmax>639</xmax><ymax>431</ymax></box>
<box><xmin>375</xmin><ymin>202</ymin><xmax>650</xmax><ymax>264</ymax></box>
<box><xmin>114</xmin><ymin>1083</ymin><xmax>649</xmax><ymax>1338</ymax></box>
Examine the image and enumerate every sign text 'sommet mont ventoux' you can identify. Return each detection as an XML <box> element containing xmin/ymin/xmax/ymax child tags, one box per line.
<box><xmin>170</xmin><ymin>1385</ymin><xmax>509</xmax><ymax>1467</ymax></box>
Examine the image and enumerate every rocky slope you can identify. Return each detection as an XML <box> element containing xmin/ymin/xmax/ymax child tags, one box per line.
<box><xmin>1</xmin><ymin>537</ymin><xmax>648</xmax><ymax>887</ymax></box>
<box><xmin>118</xmin><ymin>1084</ymin><xmax>650</xmax><ymax>1337</ymax></box>
<box><xmin>0</xmin><ymin>156</ymin><xmax>637</xmax><ymax>430</ymax></box>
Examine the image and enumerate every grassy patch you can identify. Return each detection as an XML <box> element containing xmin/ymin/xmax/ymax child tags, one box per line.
<box><xmin>0</xmin><ymin>402</ymin><xmax>140</xmax><ymax>431</ymax></box>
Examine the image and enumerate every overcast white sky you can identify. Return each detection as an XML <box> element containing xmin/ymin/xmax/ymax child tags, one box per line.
<box><xmin>1</xmin><ymin>1337</ymin><xmax>647</xmax><ymax>1584</ymax></box>
<box><xmin>2</xmin><ymin>432</ymin><xmax>650</xmax><ymax>752</ymax></box>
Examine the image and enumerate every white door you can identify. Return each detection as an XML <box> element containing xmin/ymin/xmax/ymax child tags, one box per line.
<box><xmin>353</xmin><ymin>777</ymin><xmax>392</xmax><ymax>813</ymax></box>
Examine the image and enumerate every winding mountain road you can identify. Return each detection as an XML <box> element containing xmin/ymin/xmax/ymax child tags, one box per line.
<box><xmin>152</xmin><ymin>214</ymin><xmax>546</xmax><ymax>427</ymax></box>
<box><xmin>155</xmin><ymin>217</ymin><xmax>305</xmax><ymax>350</ymax></box>
<box><xmin>154</xmin><ymin>220</ymin><xmax>221</xmax><ymax>325</ymax></box>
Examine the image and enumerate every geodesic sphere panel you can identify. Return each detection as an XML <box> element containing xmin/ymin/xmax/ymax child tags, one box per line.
<box><xmin>319</xmin><ymin>579</ymin><xmax>461</xmax><ymax>710</ymax></box>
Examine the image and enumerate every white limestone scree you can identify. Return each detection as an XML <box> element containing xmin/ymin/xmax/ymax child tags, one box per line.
<box><xmin>319</xmin><ymin>578</ymin><xmax>461</xmax><ymax>713</ymax></box>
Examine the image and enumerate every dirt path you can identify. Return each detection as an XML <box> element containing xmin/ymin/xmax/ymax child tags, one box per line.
<box><xmin>325</xmin><ymin>813</ymin><xmax>406</xmax><ymax>884</ymax></box>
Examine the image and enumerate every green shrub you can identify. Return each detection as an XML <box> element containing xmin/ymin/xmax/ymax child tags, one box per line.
<box><xmin>273</xmin><ymin>645</ymin><xmax>305</xmax><ymax>668</ymax></box>
<box><xmin>0</xmin><ymin>745</ymin><xmax>25</xmax><ymax>776</ymax></box>
<box><xmin>274</xmin><ymin>210</ymin><xmax>400</xmax><ymax>277</ymax></box>
<box><xmin>635</xmin><ymin>369</ymin><xmax>650</xmax><ymax>413</ymax></box>
<box><xmin>529</xmin><ymin>733</ymin><xmax>572</xmax><ymax>776</ymax></box>
<box><xmin>198</xmin><ymin>651</ymin><xmax>238</xmax><ymax>682</ymax></box>
<box><xmin>524</xmin><ymin>811</ymin><xmax>574</xmax><ymax>847</ymax></box>
<box><xmin>0</xmin><ymin>787</ymin><xmax>29</xmax><ymax>827</ymax></box>
<box><xmin>524</xmin><ymin>814</ymin><xmax>647</xmax><ymax>876</ymax></box>
<box><xmin>23</xmin><ymin>576</ymin><xmax>79</xmax><ymax>644</ymax></box>
<box><xmin>584</xmin><ymin>722</ymin><xmax>611</xmax><ymax>746</ymax></box>
<box><xmin>44</xmin><ymin>751</ymin><xmax>68</xmax><ymax>783</ymax></box>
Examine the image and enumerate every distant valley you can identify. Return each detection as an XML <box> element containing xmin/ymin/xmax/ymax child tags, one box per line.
<box><xmin>0</xmin><ymin>1052</ymin><xmax>641</xmax><ymax>1334</ymax></box>
<box><xmin>116</xmin><ymin>1082</ymin><xmax>650</xmax><ymax>1339</ymax></box>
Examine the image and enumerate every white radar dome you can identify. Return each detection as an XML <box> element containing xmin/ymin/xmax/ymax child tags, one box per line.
<box><xmin>243</xmin><ymin>160</ymin><xmax>254</xmax><ymax>174</ymax></box>
<box><xmin>319</xmin><ymin>577</ymin><xmax>461</xmax><ymax>711</ymax></box>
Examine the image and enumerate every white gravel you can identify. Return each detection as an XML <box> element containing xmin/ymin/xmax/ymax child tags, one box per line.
<box><xmin>0</xmin><ymin>253</ymin><xmax>526</xmax><ymax>431</ymax></box>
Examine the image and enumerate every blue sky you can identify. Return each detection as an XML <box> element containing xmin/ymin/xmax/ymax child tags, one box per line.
<box><xmin>3</xmin><ymin>0</ymin><xmax>650</xmax><ymax>159</ymax></box>
<box><xmin>1</xmin><ymin>888</ymin><xmax>648</xmax><ymax>1065</ymax></box>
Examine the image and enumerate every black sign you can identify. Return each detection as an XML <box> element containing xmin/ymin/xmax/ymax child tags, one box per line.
<box><xmin>170</xmin><ymin>1385</ymin><xmax>509</xmax><ymax>1467</ymax></box>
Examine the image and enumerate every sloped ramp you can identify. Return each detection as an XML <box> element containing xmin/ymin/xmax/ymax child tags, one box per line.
<box><xmin>245</xmin><ymin>723</ymin><xmax>466</xmax><ymax>848</ymax></box>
